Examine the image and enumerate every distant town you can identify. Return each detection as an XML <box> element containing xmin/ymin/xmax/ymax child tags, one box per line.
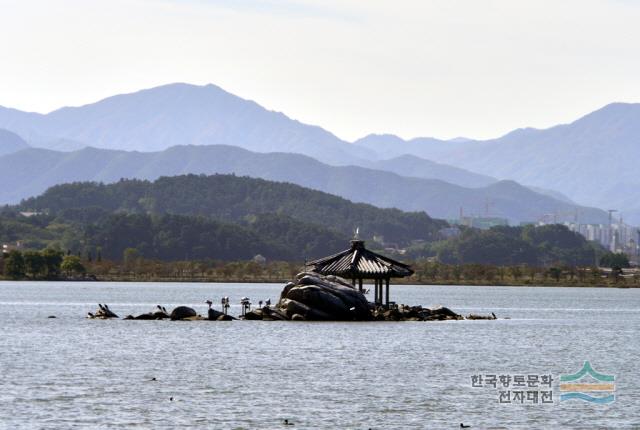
<box><xmin>449</xmin><ymin>213</ymin><xmax>639</xmax><ymax>265</ymax></box>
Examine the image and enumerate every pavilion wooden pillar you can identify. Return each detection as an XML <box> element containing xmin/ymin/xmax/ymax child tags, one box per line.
<box><xmin>358</xmin><ymin>278</ymin><xmax>363</xmax><ymax>293</ymax></box>
<box><xmin>373</xmin><ymin>279</ymin><xmax>377</xmax><ymax>305</ymax></box>
<box><xmin>385</xmin><ymin>277</ymin><xmax>390</xmax><ymax>306</ymax></box>
<box><xmin>374</xmin><ymin>279</ymin><xmax>379</xmax><ymax>305</ymax></box>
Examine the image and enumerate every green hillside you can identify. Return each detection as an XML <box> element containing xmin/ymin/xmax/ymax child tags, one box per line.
<box><xmin>20</xmin><ymin>174</ymin><xmax>446</xmax><ymax>246</ymax></box>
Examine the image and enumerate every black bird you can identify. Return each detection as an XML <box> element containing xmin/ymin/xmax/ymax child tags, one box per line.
<box><xmin>104</xmin><ymin>304</ymin><xmax>110</xmax><ymax>311</ymax></box>
<box><xmin>283</xmin><ymin>419</ymin><xmax>294</xmax><ymax>426</ymax></box>
<box><xmin>491</xmin><ymin>312</ymin><xmax>497</xmax><ymax>319</ymax></box>
<box><xmin>460</xmin><ymin>424</ymin><xmax>471</xmax><ymax>428</ymax></box>
<box><xmin>157</xmin><ymin>305</ymin><xmax>163</xmax><ymax>311</ymax></box>
<box><xmin>162</xmin><ymin>306</ymin><xmax>168</xmax><ymax>314</ymax></box>
<box><xmin>87</xmin><ymin>312</ymin><xmax>94</xmax><ymax>318</ymax></box>
<box><xmin>205</xmin><ymin>300</ymin><xmax>213</xmax><ymax>308</ymax></box>
<box><xmin>169</xmin><ymin>397</ymin><xmax>174</xmax><ymax>401</ymax></box>
<box><xmin>150</xmin><ymin>377</ymin><xmax>157</xmax><ymax>381</ymax></box>
<box><xmin>98</xmin><ymin>304</ymin><xmax>104</xmax><ymax>311</ymax></box>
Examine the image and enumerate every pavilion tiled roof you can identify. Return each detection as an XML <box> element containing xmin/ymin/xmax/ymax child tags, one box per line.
<box><xmin>307</xmin><ymin>240</ymin><xmax>414</xmax><ymax>279</ymax></box>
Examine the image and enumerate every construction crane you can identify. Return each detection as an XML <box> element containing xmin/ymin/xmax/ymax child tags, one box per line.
<box><xmin>608</xmin><ymin>209</ymin><xmax>618</xmax><ymax>227</ymax></box>
<box><xmin>607</xmin><ymin>209</ymin><xmax>618</xmax><ymax>251</ymax></box>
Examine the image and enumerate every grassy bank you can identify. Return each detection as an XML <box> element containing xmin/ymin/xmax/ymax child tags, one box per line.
<box><xmin>2</xmin><ymin>257</ymin><xmax>637</xmax><ymax>288</ymax></box>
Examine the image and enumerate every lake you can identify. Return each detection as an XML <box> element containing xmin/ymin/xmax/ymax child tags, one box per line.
<box><xmin>1</xmin><ymin>281</ymin><xmax>638</xmax><ymax>429</ymax></box>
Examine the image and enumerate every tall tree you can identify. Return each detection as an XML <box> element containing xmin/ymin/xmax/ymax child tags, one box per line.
<box><xmin>4</xmin><ymin>250</ymin><xmax>25</xmax><ymax>279</ymax></box>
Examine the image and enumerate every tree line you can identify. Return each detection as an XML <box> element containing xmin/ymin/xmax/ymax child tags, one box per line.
<box><xmin>2</xmin><ymin>248</ymin><xmax>86</xmax><ymax>280</ymax></box>
<box><xmin>3</xmin><ymin>250</ymin><xmax>635</xmax><ymax>286</ymax></box>
<box><xmin>408</xmin><ymin>224</ymin><xmax>601</xmax><ymax>267</ymax></box>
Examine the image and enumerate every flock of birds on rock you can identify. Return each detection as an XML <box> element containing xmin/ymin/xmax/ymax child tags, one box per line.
<box><xmin>85</xmin><ymin>298</ymin><xmax>270</xmax><ymax>321</ymax></box>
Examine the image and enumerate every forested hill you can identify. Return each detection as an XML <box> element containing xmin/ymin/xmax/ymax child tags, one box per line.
<box><xmin>6</xmin><ymin>175</ymin><xmax>603</xmax><ymax>267</ymax></box>
<box><xmin>20</xmin><ymin>174</ymin><xmax>447</xmax><ymax>245</ymax></box>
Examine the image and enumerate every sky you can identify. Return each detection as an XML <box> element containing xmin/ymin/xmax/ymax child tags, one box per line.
<box><xmin>1</xmin><ymin>0</ymin><xmax>640</xmax><ymax>141</ymax></box>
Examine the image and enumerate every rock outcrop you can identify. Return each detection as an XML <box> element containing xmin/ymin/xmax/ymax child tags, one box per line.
<box><xmin>87</xmin><ymin>304</ymin><xmax>119</xmax><ymax>319</ymax></box>
<box><xmin>124</xmin><ymin>305</ymin><xmax>171</xmax><ymax>320</ymax></box>
<box><xmin>84</xmin><ymin>275</ymin><xmax>491</xmax><ymax>323</ymax></box>
<box><xmin>373</xmin><ymin>305</ymin><xmax>464</xmax><ymax>321</ymax></box>
<box><xmin>272</xmin><ymin>273</ymin><xmax>472</xmax><ymax>322</ymax></box>
<box><xmin>170</xmin><ymin>306</ymin><xmax>198</xmax><ymax>320</ymax></box>
<box><xmin>208</xmin><ymin>308</ymin><xmax>236</xmax><ymax>321</ymax></box>
<box><xmin>276</xmin><ymin>272</ymin><xmax>372</xmax><ymax>321</ymax></box>
<box><xmin>466</xmin><ymin>312</ymin><xmax>497</xmax><ymax>320</ymax></box>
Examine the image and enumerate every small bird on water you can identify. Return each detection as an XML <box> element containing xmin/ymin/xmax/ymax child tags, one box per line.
<box><xmin>283</xmin><ymin>419</ymin><xmax>294</xmax><ymax>426</ymax></box>
<box><xmin>460</xmin><ymin>424</ymin><xmax>471</xmax><ymax>428</ymax></box>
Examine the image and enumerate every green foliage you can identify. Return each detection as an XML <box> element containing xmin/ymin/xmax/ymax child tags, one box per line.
<box><xmin>123</xmin><ymin>248</ymin><xmax>141</xmax><ymax>265</ymax></box>
<box><xmin>60</xmin><ymin>255</ymin><xmax>86</xmax><ymax>276</ymax></box>
<box><xmin>435</xmin><ymin>224</ymin><xmax>598</xmax><ymax>266</ymax></box>
<box><xmin>23</xmin><ymin>250</ymin><xmax>45</xmax><ymax>278</ymax></box>
<box><xmin>2</xmin><ymin>175</ymin><xmax>609</xmax><ymax>268</ymax></box>
<box><xmin>21</xmin><ymin>174</ymin><xmax>446</xmax><ymax>245</ymax></box>
<box><xmin>41</xmin><ymin>248</ymin><xmax>64</xmax><ymax>278</ymax></box>
<box><xmin>599</xmin><ymin>252</ymin><xmax>630</xmax><ymax>268</ymax></box>
<box><xmin>4</xmin><ymin>250</ymin><xmax>25</xmax><ymax>279</ymax></box>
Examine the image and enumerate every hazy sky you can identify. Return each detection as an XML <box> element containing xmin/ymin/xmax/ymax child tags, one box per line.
<box><xmin>1</xmin><ymin>0</ymin><xmax>640</xmax><ymax>141</ymax></box>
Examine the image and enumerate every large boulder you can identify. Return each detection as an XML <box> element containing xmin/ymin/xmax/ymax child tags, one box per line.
<box><xmin>170</xmin><ymin>306</ymin><xmax>197</xmax><ymax>320</ymax></box>
<box><xmin>277</xmin><ymin>273</ymin><xmax>372</xmax><ymax>321</ymax></box>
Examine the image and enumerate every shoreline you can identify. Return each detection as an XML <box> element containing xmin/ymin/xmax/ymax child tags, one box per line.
<box><xmin>0</xmin><ymin>277</ymin><xmax>636</xmax><ymax>288</ymax></box>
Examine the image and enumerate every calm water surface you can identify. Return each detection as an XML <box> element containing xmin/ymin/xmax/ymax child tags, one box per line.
<box><xmin>1</xmin><ymin>281</ymin><xmax>639</xmax><ymax>429</ymax></box>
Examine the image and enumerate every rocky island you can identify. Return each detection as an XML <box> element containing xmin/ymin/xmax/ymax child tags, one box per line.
<box><xmin>87</xmin><ymin>272</ymin><xmax>497</xmax><ymax>322</ymax></box>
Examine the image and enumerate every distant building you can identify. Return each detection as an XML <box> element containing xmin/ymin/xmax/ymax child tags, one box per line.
<box><xmin>2</xmin><ymin>241</ymin><xmax>24</xmax><ymax>253</ymax></box>
<box><xmin>19</xmin><ymin>211</ymin><xmax>42</xmax><ymax>218</ymax></box>
<box><xmin>252</xmin><ymin>254</ymin><xmax>266</xmax><ymax>264</ymax></box>
<box><xmin>560</xmin><ymin>221</ymin><xmax>640</xmax><ymax>257</ymax></box>
<box><xmin>372</xmin><ymin>235</ymin><xmax>385</xmax><ymax>245</ymax></box>
<box><xmin>384</xmin><ymin>247</ymin><xmax>406</xmax><ymax>256</ymax></box>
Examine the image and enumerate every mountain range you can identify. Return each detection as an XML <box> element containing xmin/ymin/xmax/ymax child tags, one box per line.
<box><xmin>0</xmin><ymin>82</ymin><xmax>635</xmax><ymax>224</ymax></box>
<box><xmin>0</xmin><ymin>128</ymin><xmax>29</xmax><ymax>156</ymax></box>
<box><xmin>0</xmin><ymin>83</ymin><xmax>370</xmax><ymax>165</ymax></box>
<box><xmin>355</xmin><ymin>103</ymin><xmax>640</xmax><ymax>224</ymax></box>
<box><xmin>0</xmin><ymin>144</ymin><xmax>607</xmax><ymax>224</ymax></box>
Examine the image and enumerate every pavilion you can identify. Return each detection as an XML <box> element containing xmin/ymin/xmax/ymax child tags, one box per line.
<box><xmin>306</xmin><ymin>239</ymin><xmax>414</xmax><ymax>307</ymax></box>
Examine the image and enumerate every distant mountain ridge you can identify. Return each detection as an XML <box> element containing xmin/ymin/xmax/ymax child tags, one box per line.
<box><xmin>355</xmin><ymin>103</ymin><xmax>640</xmax><ymax>223</ymax></box>
<box><xmin>0</xmin><ymin>128</ymin><xmax>29</xmax><ymax>156</ymax></box>
<box><xmin>0</xmin><ymin>83</ymin><xmax>574</xmax><ymax>201</ymax></box>
<box><xmin>0</xmin><ymin>144</ymin><xmax>608</xmax><ymax>224</ymax></box>
<box><xmin>0</xmin><ymin>83</ymin><xmax>371</xmax><ymax>165</ymax></box>
<box><xmin>1</xmin><ymin>83</ymin><xmax>637</xmax><ymax>221</ymax></box>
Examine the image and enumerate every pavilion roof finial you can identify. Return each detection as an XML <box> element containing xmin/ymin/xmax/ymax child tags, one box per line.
<box><xmin>353</xmin><ymin>226</ymin><xmax>360</xmax><ymax>240</ymax></box>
